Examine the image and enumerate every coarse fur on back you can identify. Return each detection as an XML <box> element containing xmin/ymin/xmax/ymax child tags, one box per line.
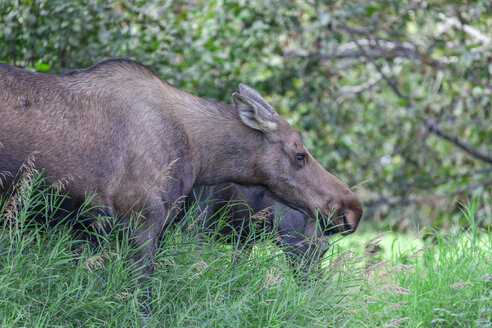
<box><xmin>67</xmin><ymin>58</ymin><xmax>240</xmax><ymax>119</ymax></box>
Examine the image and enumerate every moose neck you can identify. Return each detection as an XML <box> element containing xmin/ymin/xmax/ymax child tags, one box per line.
<box><xmin>174</xmin><ymin>91</ymin><xmax>265</xmax><ymax>187</ymax></box>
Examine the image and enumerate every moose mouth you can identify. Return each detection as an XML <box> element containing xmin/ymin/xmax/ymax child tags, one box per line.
<box><xmin>321</xmin><ymin>211</ymin><xmax>353</xmax><ymax>236</ymax></box>
<box><xmin>268</xmin><ymin>195</ymin><xmax>355</xmax><ymax>235</ymax></box>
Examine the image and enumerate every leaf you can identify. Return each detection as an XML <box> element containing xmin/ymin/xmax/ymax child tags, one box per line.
<box><xmin>34</xmin><ymin>62</ymin><xmax>50</xmax><ymax>72</ymax></box>
<box><xmin>397</xmin><ymin>98</ymin><xmax>407</xmax><ymax>106</ymax></box>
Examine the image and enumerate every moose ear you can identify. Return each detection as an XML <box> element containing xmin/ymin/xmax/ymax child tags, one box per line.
<box><xmin>232</xmin><ymin>92</ymin><xmax>277</xmax><ymax>133</ymax></box>
<box><xmin>238</xmin><ymin>83</ymin><xmax>276</xmax><ymax>114</ymax></box>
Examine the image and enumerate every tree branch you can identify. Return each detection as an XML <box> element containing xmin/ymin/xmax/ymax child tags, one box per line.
<box><xmin>436</xmin><ymin>14</ymin><xmax>492</xmax><ymax>45</ymax></box>
<box><xmin>342</xmin><ymin>24</ymin><xmax>492</xmax><ymax>165</ymax></box>
<box><xmin>284</xmin><ymin>39</ymin><xmax>418</xmax><ymax>60</ymax></box>
<box><xmin>424</xmin><ymin>119</ymin><xmax>492</xmax><ymax>164</ymax></box>
<box><xmin>336</xmin><ymin>73</ymin><xmax>383</xmax><ymax>103</ymax></box>
<box><xmin>284</xmin><ymin>38</ymin><xmax>446</xmax><ymax>68</ymax></box>
<box><xmin>364</xmin><ymin>178</ymin><xmax>492</xmax><ymax>208</ymax></box>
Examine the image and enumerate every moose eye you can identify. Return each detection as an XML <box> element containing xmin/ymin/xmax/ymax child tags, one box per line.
<box><xmin>296</xmin><ymin>153</ymin><xmax>305</xmax><ymax>162</ymax></box>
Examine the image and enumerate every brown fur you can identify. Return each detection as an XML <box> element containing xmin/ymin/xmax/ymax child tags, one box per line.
<box><xmin>0</xmin><ymin>58</ymin><xmax>362</xmax><ymax>310</ymax></box>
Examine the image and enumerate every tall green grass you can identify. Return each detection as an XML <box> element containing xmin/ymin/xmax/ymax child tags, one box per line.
<box><xmin>0</xmin><ymin>172</ymin><xmax>490</xmax><ymax>327</ymax></box>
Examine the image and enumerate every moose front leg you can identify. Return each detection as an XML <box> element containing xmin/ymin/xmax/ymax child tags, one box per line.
<box><xmin>129</xmin><ymin>201</ymin><xmax>174</xmax><ymax>315</ymax></box>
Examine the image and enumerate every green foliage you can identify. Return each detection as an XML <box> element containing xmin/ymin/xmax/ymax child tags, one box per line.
<box><xmin>0</xmin><ymin>0</ymin><xmax>128</xmax><ymax>70</ymax></box>
<box><xmin>0</xmin><ymin>0</ymin><xmax>491</xmax><ymax>227</ymax></box>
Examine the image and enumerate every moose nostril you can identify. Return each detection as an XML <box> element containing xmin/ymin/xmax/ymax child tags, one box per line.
<box><xmin>324</xmin><ymin>192</ymin><xmax>363</xmax><ymax>235</ymax></box>
<box><xmin>342</xmin><ymin>212</ymin><xmax>351</xmax><ymax>232</ymax></box>
<box><xmin>344</xmin><ymin>203</ymin><xmax>363</xmax><ymax>234</ymax></box>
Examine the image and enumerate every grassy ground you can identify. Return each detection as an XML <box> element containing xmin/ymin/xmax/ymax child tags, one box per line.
<box><xmin>0</xmin><ymin>177</ymin><xmax>490</xmax><ymax>327</ymax></box>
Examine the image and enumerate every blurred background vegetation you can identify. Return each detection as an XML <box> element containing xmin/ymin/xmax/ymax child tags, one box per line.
<box><xmin>1</xmin><ymin>0</ymin><xmax>490</xmax><ymax>231</ymax></box>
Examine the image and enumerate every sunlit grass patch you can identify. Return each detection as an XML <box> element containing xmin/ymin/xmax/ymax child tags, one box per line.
<box><xmin>334</xmin><ymin>200</ymin><xmax>491</xmax><ymax>327</ymax></box>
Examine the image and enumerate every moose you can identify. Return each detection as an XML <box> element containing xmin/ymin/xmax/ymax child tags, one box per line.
<box><xmin>0</xmin><ymin>58</ymin><xmax>362</xmax><ymax>311</ymax></box>
<box><xmin>184</xmin><ymin>184</ymin><xmax>331</xmax><ymax>277</ymax></box>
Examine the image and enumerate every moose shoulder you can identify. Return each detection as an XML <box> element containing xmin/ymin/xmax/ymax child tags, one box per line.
<box><xmin>0</xmin><ymin>58</ymin><xmax>362</xmax><ymax>310</ymax></box>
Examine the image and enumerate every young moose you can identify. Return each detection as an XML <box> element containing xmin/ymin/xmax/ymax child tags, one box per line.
<box><xmin>0</xmin><ymin>58</ymin><xmax>362</xmax><ymax>310</ymax></box>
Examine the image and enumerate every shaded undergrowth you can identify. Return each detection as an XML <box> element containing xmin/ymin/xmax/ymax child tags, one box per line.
<box><xmin>0</xmin><ymin>172</ymin><xmax>490</xmax><ymax>327</ymax></box>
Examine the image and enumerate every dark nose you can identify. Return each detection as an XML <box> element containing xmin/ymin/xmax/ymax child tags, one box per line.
<box><xmin>339</xmin><ymin>191</ymin><xmax>363</xmax><ymax>235</ymax></box>
<box><xmin>326</xmin><ymin>191</ymin><xmax>363</xmax><ymax>235</ymax></box>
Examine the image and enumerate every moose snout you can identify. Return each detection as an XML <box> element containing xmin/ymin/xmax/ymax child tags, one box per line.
<box><xmin>341</xmin><ymin>195</ymin><xmax>363</xmax><ymax>235</ymax></box>
<box><xmin>324</xmin><ymin>191</ymin><xmax>363</xmax><ymax>235</ymax></box>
